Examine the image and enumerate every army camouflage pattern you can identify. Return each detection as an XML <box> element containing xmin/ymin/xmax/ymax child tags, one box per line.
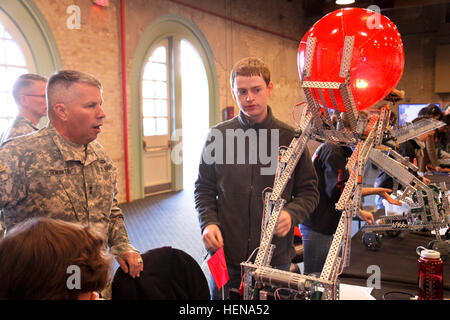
<box><xmin>0</xmin><ymin>124</ymin><xmax>136</xmax><ymax>257</ymax></box>
<box><xmin>0</xmin><ymin>115</ymin><xmax>39</xmax><ymax>145</ymax></box>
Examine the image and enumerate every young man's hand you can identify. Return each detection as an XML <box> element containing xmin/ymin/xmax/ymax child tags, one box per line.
<box><xmin>274</xmin><ymin>210</ymin><xmax>292</xmax><ymax>237</ymax></box>
<box><xmin>202</xmin><ymin>224</ymin><xmax>224</xmax><ymax>252</ymax></box>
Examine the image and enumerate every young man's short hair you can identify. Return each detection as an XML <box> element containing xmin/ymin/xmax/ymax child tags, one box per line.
<box><xmin>230</xmin><ymin>57</ymin><xmax>271</xmax><ymax>88</ymax></box>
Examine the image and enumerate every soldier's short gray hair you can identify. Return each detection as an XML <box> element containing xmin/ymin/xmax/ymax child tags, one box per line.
<box><xmin>47</xmin><ymin>70</ymin><xmax>103</xmax><ymax>119</ymax></box>
<box><xmin>12</xmin><ymin>74</ymin><xmax>48</xmax><ymax>105</ymax></box>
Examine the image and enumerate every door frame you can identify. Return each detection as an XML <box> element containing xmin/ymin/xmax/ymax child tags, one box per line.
<box><xmin>130</xmin><ymin>14</ymin><xmax>219</xmax><ymax>200</ymax></box>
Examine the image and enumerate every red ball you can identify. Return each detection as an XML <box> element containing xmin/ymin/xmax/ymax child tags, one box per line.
<box><xmin>298</xmin><ymin>8</ymin><xmax>404</xmax><ymax>111</ymax></box>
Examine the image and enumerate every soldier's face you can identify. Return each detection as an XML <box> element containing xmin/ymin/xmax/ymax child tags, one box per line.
<box><xmin>64</xmin><ymin>83</ymin><xmax>106</xmax><ymax>145</ymax></box>
<box><xmin>23</xmin><ymin>81</ymin><xmax>47</xmax><ymax>118</ymax></box>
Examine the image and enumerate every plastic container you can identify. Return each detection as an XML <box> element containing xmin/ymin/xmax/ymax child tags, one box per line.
<box><xmin>416</xmin><ymin>246</ymin><xmax>444</xmax><ymax>300</ymax></box>
<box><xmin>382</xmin><ymin>198</ymin><xmax>410</xmax><ymax>216</ymax></box>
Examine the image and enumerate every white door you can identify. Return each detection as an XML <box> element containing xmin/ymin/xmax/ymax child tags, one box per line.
<box><xmin>141</xmin><ymin>40</ymin><xmax>172</xmax><ymax>195</ymax></box>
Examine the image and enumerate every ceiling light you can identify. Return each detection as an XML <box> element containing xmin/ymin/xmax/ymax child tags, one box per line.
<box><xmin>92</xmin><ymin>0</ymin><xmax>110</xmax><ymax>7</ymax></box>
<box><xmin>336</xmin><ymin>0</ymin><xmax>355</xmax><ymax>5</ymax></box>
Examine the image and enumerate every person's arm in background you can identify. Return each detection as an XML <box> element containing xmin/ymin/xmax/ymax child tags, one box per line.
<box><xmin>279</xmin><ymin>146</ymin><xmax>320</xmax><ymax>236</ymax></box>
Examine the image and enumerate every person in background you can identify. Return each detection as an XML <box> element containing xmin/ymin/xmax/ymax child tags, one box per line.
<box><xmin>0</xmin><ymin>74</ymin><xmax>48</xmax><ymax>145</ymax></box>
<box><xmin>417</xmin><ymin>104</ymin><xmax>449</xmax><ymax>173</ymax></box>
<box><xmin>444</xmin><ymin>104</ymin><xmax>450</xmax><ymax>116</ymax></box>
<box><xmin>300</xmin><ymin>112</ymin><xmax>400</xmax><ymax>275</ymax></box>
<box><xmin>0</xmin><ymin>74</ymin><xmax>47</xmax><ymax>237</ymax></box>
<box><xmin>435</xmin><ymin>114</ymin><xmax>450</xmax><ymax>168</ymax></box>
<box><xmin>374</xmin><ymin>115</ymin><xmax>434</xmax><ymax>209</ymax></box>
<box><xmin>0</xmin><ymin>217</ymin><xmax>113</xmax><ymax>300</ymax></box>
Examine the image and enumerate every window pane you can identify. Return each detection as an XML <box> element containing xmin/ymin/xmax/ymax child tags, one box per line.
<box><xmin>5</xmin><ymin>40</ymin><xmax>26</xmax><ymax>66</ymax></box>
<box><xmin>0</xmin><ymin>66</ymin><xmax>27</xmax><ymax>92</ymax></box>
<box><xmin>156</xmin><ymin>117</ymin><xmax>168</xmax><ymax>135</ymax></box>
<box><xmin>142</xmin><ymin>99</ymin><xmax>155</xmax><ymax>117</ymax></box>
<box><xmin>141</xmin><ymin>40</ymin><xmax>169</xmax><ymax>137</ymax></box>
<box><xmin>150</xmin><ymin>46</ymin><xmax>166</xmax><ymax>63</ymax></box>
<box><xmin>0</xmin><ymin>118</ymin><xmax>9</xmax><ymax>134</ymax></box>
<box><xmin>155</xmin><ymin>81</ymin><xmax>167</xmax><ymax>99</ymax></box>
<box><xmin>143</xmin><ymin>61</ymin><xmax>166</xmax><ymax>81</ymax></box>
<box><xmin>0</xmin><ymin>40</ymin><xmax>5</xmax><ymax>63</ymax></box>
<box><xmin>143</xmin><ymin>118</ymin><xmax>156</xmax><ymax>136</ymax></box>
<box><xmin>4</xmin><ymin>93</ymin><xmax>16</xmax><ymax>117</ymax></box>
<box><xmin>153</xmin><ymin>62</ymin><xmax>167</xmax><ymax>81</ymax></box>
<box><xmin>142</xmin><ymin>62</ymin><xmax>152</xmax><ymax>80</ymax></box>
<box><xmin>0</xmin><ymin>20</ymin><xmax>31</xmax><ymax>131</ymax></box>
<box><xmin>155</xmin><ymin>99</ymin><xmax>168</xmax><ymax>117</ymax></box>
<box><xmin>3</xmin><ymin>30</ymin><xmax>12</xmax><ymax>40</ymax></box>
<box><xmin>142</xmin><ymin>80</ymin><xmax>155</xmax><ymax>98</ymax></box>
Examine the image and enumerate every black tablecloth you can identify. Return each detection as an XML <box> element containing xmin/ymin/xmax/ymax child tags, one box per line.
<box><xmin>340</xmin><ymin>229</ymin><xmax>450</xmax><ymax>299</ymax></box>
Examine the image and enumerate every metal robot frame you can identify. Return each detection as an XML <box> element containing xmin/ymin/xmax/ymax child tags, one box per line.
<box><xmin>240</xmin><ymin>35</ymin><xmax>450</xmax><ymax>300</ymax></box>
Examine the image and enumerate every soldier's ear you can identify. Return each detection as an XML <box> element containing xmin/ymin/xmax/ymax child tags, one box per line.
<box><xmin>18</xmin><ymin>94</ymin><xmax>28</xmax><ymax>107</ymax></box>
<box><xmin>53</xmin><ymin>103</ymin><xmax>68</xmax><ymax>121</ymax></box>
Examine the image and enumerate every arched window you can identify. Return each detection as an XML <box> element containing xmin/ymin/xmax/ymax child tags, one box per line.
<box><xmin>142</xmin><ymin>40</ymin><xmax>169</xmax><ymax>137</ymax></box>
<box><xmin>0</xmin><ymin>12</ymin><xmax>35</xmax><ymax>134</ymax></box>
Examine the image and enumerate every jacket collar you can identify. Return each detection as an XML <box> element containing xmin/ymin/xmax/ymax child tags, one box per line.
<box><xmin>47</xmin><ymin>123</ymin><xmax>98</xmax><ymax>165</ymax></box>
<box><xmin>16</xmin><ymin>115</ymin><xmax>39</xmax><ymax>131</ymax></box>
<box><xmin>237</xmin><ymin>105</ymin><xmax>274</xmax><ymax>129</ymax></box>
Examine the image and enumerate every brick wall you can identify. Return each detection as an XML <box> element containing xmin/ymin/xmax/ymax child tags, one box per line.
<box><xmin>30</xmin><ymin>0</ymin><xmax>308</xmax><ymax>202</ymax></box>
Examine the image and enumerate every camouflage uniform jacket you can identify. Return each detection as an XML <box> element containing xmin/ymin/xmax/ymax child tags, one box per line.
<box><xmin>0</xmin><ymin>115</ymin><xmax>38</xmax><ymax>145</ymax></box>
<box><xmin>0</xmin><ymin>123</ymin><xmax>136</xmax><ymax>257</ymax></box>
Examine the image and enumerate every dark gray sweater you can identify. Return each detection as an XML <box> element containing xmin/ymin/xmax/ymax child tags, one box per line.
<box><xmin>194</xmin><ymin>107</ymin><xmax>319</xmax><ymax>267</ymax></box>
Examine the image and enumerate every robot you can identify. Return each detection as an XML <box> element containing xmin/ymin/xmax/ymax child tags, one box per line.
<box><xmin>361</xmin><ymin>118</ymin><xmax>450</xmax><ymax>258</ymax></box>
<box><xmin>239</xmin><ymin>8</ymin><xmax>450</xmax><ymax>300</ymax></box>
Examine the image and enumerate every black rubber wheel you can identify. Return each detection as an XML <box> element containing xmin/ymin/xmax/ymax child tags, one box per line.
<box><xmin>362</xmin><ymin>232</ymin><xmax>381</xmax><ymax>251</ymax></box>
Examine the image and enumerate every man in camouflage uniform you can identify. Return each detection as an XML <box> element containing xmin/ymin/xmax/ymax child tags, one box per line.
<box><xmin>0</xmin><ymin>74</ymin><xmax>48</xmax><ymax>145</ymax></box>
<box><xmin>0</xmin><ymin>70</ymin><xmax>143</xmax><ymax>280</ymax></box>
<box><xmin>0</xmin><ymin>74</ymin><xmax>47</xmax><ymax>237</ymax></box>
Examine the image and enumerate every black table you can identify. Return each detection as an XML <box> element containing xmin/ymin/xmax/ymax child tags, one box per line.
<box><xmin>426</xmin><ymin>172</ymin><xmax>450</xmax><ymax>185</ymax></box>
<box><xmin>339</xmin><ymin>229</ymin><xmax>450</xmax><ymax>300</ymax></box>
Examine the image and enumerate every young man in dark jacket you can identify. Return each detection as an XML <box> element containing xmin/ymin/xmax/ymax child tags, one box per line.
<box><xmin>194</xmin><ymin>57</ymin><xmax>319</xmax><ymax>299</ymax></box>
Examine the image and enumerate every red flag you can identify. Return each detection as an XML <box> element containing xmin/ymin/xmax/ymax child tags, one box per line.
<box><xmin>207</xmin><ymin>247</ymin><xmax>229</xmax><ymax>290</ymax></box>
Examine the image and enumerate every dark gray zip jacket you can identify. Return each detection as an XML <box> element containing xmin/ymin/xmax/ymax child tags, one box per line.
<box><xmin>194</xmin><ymin>107</ymin><xmax>319</xmax><ymax>267</ymax></box>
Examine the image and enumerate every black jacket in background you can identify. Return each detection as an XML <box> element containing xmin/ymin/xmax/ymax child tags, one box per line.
<box><xmin>194</xmin><ymin>106</ymin><xmax>319</xmax><ymax>267</ymax></box>
<box><xmin>301</xmin><ymin>142</ymin><xmax>353</xmax><ymax>235</ymax></box>
<box><xmin>111</xmin><ymin>247</ymin><xmax>210</xmax><ymax>300</ymax></box>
